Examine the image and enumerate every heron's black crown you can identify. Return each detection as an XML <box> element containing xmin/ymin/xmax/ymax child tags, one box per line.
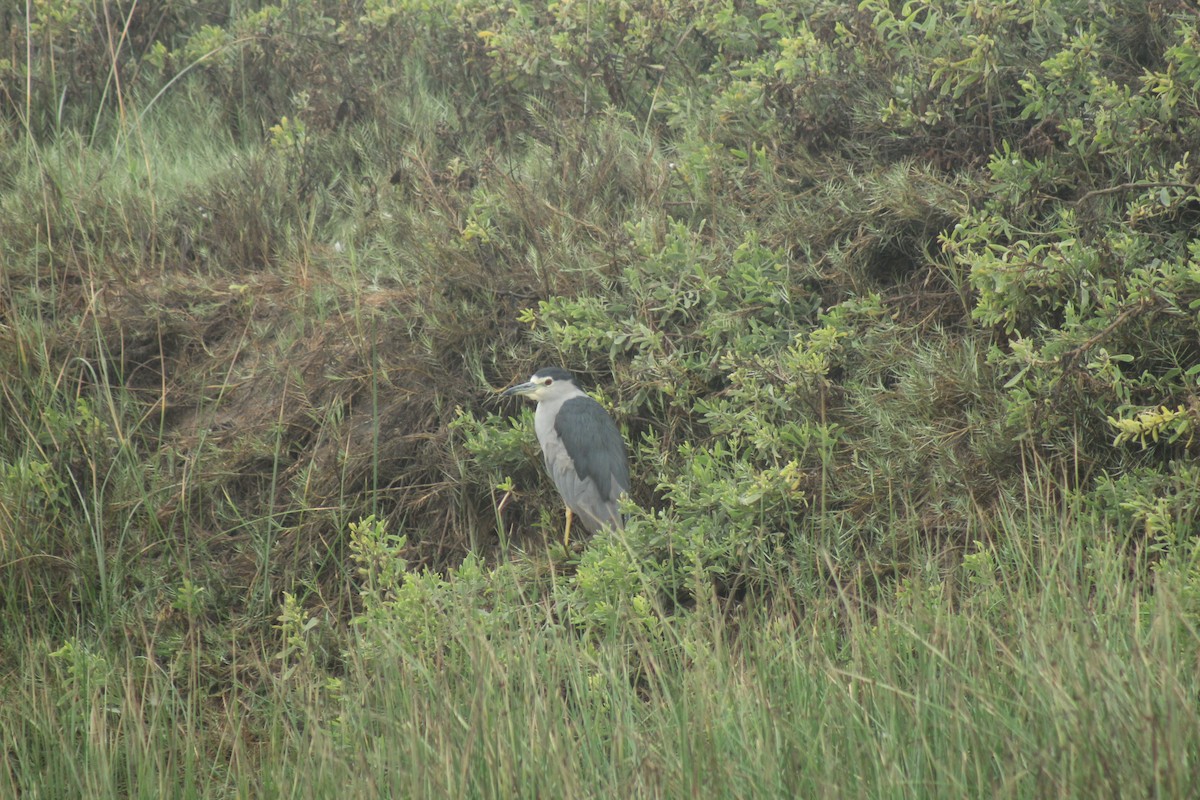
<box><xmin>531</xmin><ymin>366</ymin><xmax>577</xmax><ymax>385</ymax></box>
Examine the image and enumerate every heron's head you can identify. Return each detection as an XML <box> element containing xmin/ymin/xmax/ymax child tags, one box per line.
<box><xmin>501</xmin><ymin>367</ymin><xmax>580</xmax><ymax>402</ymax></box>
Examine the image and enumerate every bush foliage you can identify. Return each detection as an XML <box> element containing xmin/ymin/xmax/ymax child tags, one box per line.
<box><xmin>3</xmin><ymin>0</ymin><xmax>1200</xmax><ymax>793</ymax></box>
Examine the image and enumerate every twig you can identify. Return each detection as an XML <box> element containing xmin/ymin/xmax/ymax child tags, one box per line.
<box><xmin>1072</xmin><ymin>181</ymin><xmax>1196</xmax><ymax>206</ymax></box>
<box><xmin>1058</xmin><ymin>298</ymin><xmax>1156</xmax><ymax>366</ymax></box>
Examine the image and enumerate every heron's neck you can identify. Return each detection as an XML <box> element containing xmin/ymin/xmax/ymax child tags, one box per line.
<box><xmin>533</xmin><ymin>388</ymin><xmax>585</xmax><ymax>433</ymax></box>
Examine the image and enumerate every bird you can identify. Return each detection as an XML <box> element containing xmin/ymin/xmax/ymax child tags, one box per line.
<box><xmin>502</xmin><ymin>367</ymin><xmax>631</xmax><ymax>547</ymax></box>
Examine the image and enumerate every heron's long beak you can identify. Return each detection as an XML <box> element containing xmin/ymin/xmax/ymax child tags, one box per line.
<box><xmin>502</xmin><ymin>380</ymin><xmax>538</xmax><ymax>397</ymax></box>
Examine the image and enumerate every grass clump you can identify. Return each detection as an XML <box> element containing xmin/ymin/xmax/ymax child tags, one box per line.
<box><xmin>3</xmin><ymin>0</ymin><xmax>1200</xmax><ymax>795</ymax></box>
<box><xmin>5</xmin><ymin>505</ymin><xmax>1197</xmax><ymax>798</ymax></box>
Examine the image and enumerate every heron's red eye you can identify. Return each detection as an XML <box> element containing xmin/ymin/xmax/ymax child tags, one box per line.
<box><xmin>544</xmin><ymin>378</ymin><xmax>553</xmax><ymax>385</ymax></box>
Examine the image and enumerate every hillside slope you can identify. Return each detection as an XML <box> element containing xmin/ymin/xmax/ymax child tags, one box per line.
<box><xmin>2</xmin><ymin>1</ymin><xmax>1199</xmax><ymax>795</ymax></box>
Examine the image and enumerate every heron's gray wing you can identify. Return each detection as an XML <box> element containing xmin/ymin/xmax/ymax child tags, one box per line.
<box><xmin>553</xmin><ymin>396</ymin><xmax>630</xmax><ymax>501</ymax></box>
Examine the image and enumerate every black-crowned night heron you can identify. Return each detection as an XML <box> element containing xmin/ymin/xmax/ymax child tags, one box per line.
<box><xmin>502</xmin><ymin>367</ymin><xmax>631</xmax><ymax>546</ymax></box>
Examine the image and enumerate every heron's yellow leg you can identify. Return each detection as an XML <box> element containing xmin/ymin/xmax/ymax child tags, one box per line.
<box><xmin>563</xmin><ymin>507</ymin><xmax>574</xmax><ymax>549</ymax></box>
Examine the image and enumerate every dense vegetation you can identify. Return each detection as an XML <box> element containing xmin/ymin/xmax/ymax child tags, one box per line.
<box><xmin>3</xmin><ymin>0</ymin><xmax>1199</xmax><ymax>795</ymax></box>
